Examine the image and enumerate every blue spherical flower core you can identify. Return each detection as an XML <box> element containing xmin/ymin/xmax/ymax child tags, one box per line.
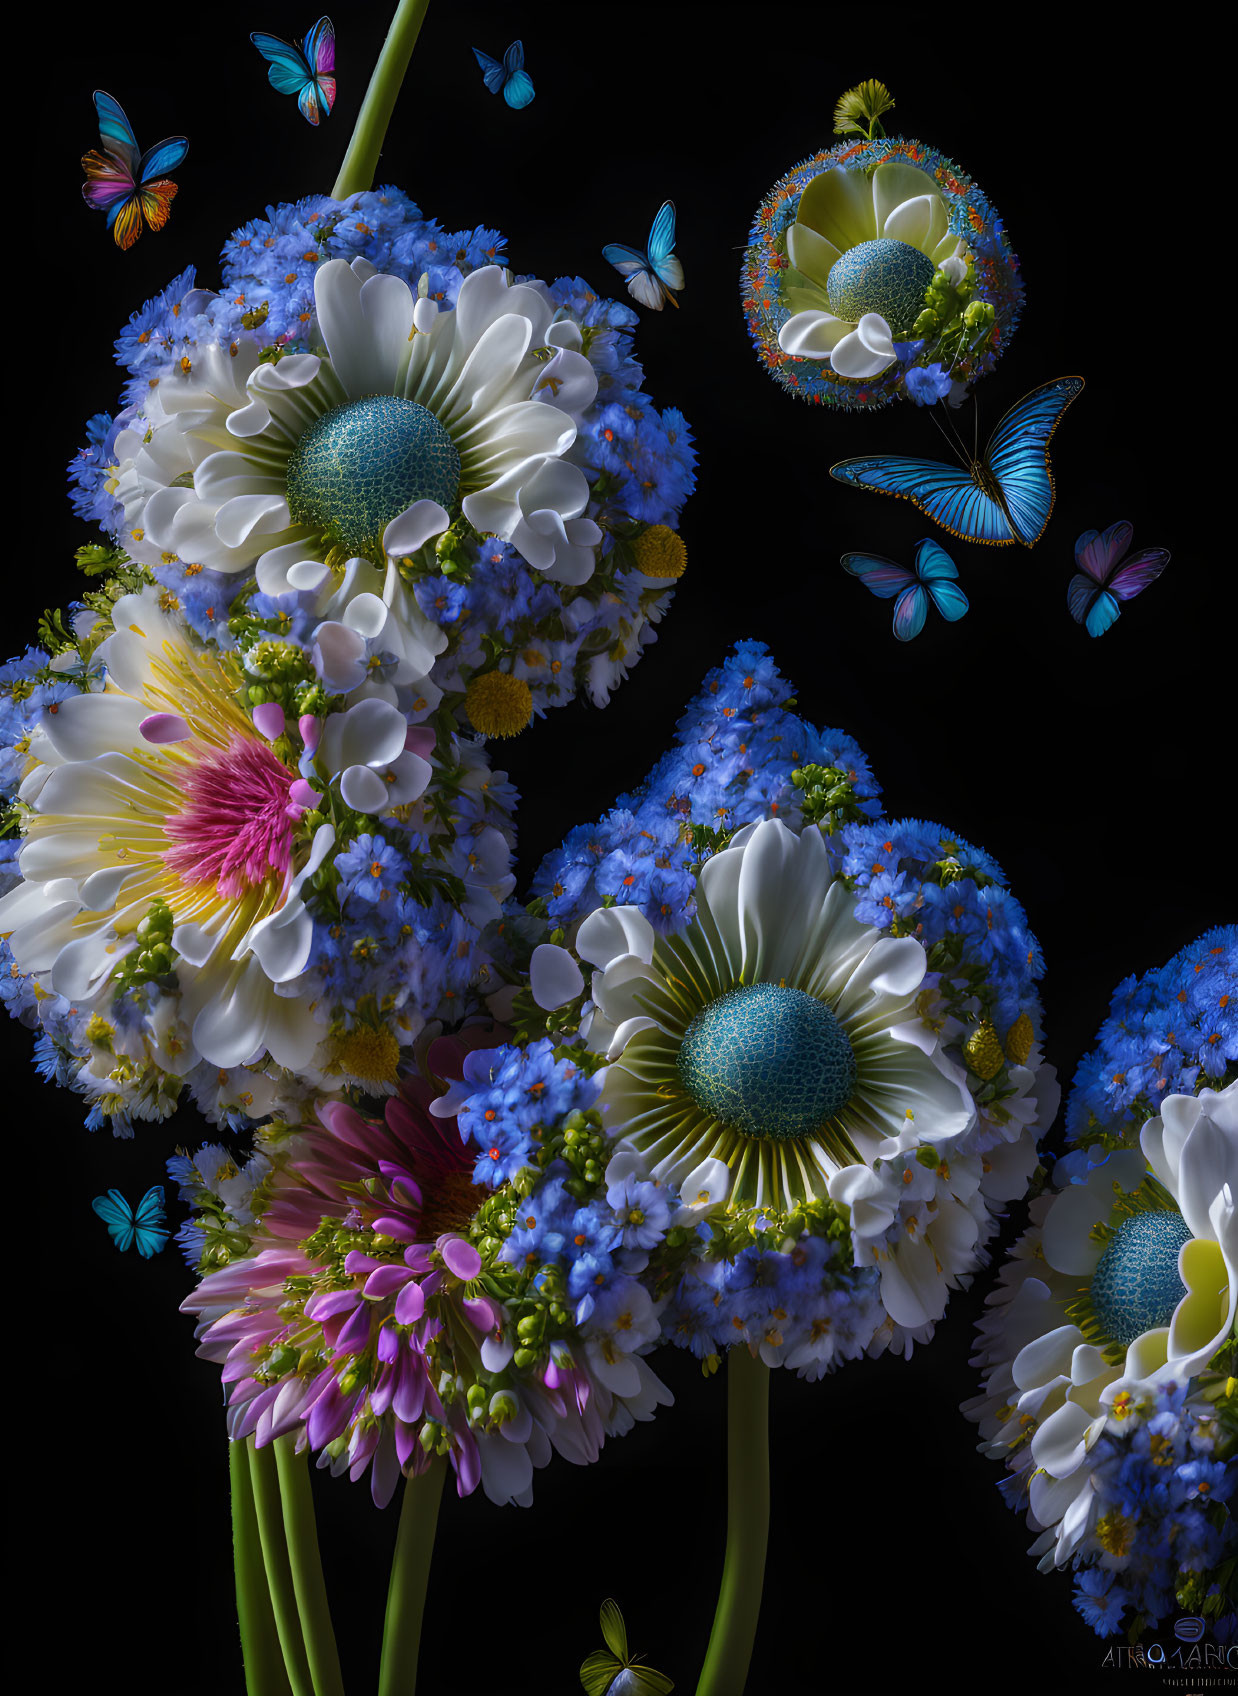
<box><xmin>826</xmin><ymin>239</ymin><xmax>935</xmax><ymax>339</ymax></box>
<box><xmin>677</xmin><ymin>982</ymin><xmax>857</xmax><ymax>1142</ymax></box>
<box><xmin>1091</xmin><ymin>1211</ymin><xmax>1192</xmax><ymax>1348</ymax></box>
<box><xmin>285</xmin><ymin>396</ymin><xmax>460</xmax><ymax>555</ymax></box>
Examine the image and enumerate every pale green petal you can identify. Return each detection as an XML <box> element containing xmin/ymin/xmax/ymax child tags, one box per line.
<box><xmin>872</xmin><ymin>161</ymin><xmax>941</xmax><ymax>232</ymax></box>
<box><xmin>796</xmin><ymin>166</ymin><xmax>878</xmax><ymax>252</ymax></box>
<box><xmin>786</xmin><ymin>221</ymin><xmax>843</xmax><ymax>289</ymax></box>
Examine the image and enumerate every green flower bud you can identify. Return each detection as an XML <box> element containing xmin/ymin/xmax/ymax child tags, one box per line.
<box><xmin>513</xmin><ymin>1346</ymin><xmax>538</xmax><ymax>1370</ymax></box>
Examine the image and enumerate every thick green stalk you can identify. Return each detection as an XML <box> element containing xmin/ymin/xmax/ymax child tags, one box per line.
<box><xmin>332</xmin><ymin>0</ymin><xmax>432</xmax><ymax>200</ymax></box>
<box><xmin>695</xmin><ymin>1350</ymin><xmax>771</xmax><ymax>1696</ymax></box>
<box><xmin>231</xmin><ymin>1438</ymin><xmax>295</xmax><ymax>1696</ymax></box>
<box><xmin>273</xmin><ymin>1436</ymin><xmax>346</xmax><ymax>1696</ymax></box>
<box><xmin>377</xmin><ymin>1459</ymin><xmax>446</xmax><ymax>1696</ymax></box>
<box><xmin>248</xmin><ymin>1439</ymin><xmax>315</xmax><ymax>1696</ymax></box>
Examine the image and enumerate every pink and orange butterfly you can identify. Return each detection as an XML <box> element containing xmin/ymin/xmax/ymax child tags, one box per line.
<box><xmin>81</xmin><ymin>91</ymin><xmax>188</xmax><ymax>250</ymax></box>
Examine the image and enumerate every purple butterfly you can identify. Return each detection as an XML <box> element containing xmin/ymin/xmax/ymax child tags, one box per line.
<box><xmin>842</xmin><ymin>537</ymin><xmax>969</xmax><ymax>641</ymax></box>
<box><xmin>1068</xmin><ymin>521</ymin><xmax>1170</xmax><ymax>638</ymax></box>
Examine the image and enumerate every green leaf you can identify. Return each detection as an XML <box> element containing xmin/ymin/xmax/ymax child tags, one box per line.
<box><xmin>580</xmin><ymin>1650</ymin><xmax>623</xmax><ymax>1696</ymax></box>
<box><xmin>599</xmin><ymin>1599</ymin><xmax>629</xmax><ymax>1660</ymax></box>
<box><xmin>833</xmin><ymin>79</ymin><xmax>896</xmax><ymax>139</ymax></box>
<box><xmin>627</xmin><ymin>1668</ymin><xmax>675</xmax><ymax>1695</ymax></box>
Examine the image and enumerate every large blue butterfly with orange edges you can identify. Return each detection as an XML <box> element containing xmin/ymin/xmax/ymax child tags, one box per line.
<box><xmin>830</xmin><ymin>376</ymin><xmax>1085</xmax><ymax>548</ymax></box>
<box><xmin>842</xmin><ymin>538</ymin><xmax>970</xmax><ymax>641</ymax></box>
<box><xmin>473</xmin><ymin>40</ymin><xmax>535</xmax><ymax>109</ymax></box>
<box><xmin>81</xmin><ymin>91</ymin><xmax>188</xmax><ymax>250</ymax></box>
<box><xmin>92</xmin><ymin>1186</ymin><xmax>169</xmax><ymax>1257</ymax></box>
<box><xmin>251</xmin><ymin>16</ymin><xmax>337</xmax><ymax>125</ymax></box>
<box><xmin>603</xmin><ymin>201</ymin><xmax>684</xmax><ymax>312</ymax></box>
<box><xmin>1068</xmin><ymin>520</ymin><xmax>1170</xmax><ymax>637</ymax></box>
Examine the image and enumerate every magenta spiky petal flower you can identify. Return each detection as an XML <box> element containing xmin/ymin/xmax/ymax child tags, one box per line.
<box><xmin>182</xmin><ymin>1037</ymin><xmax>669</xmax><ymax>1507</ymax></box>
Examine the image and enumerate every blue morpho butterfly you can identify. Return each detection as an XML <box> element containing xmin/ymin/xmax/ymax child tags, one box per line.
<box><xmin>831</xmin><ymin>376</ymin><xmax>1085</xmax><ymax>548</ymax></box>
<box><xmin>250</xmin><ymin>17</ymin><xmax>337</xmax><ymax>125</ymax></box>
<box><xmin>1068</xmin><ymin>520</ymin><xmax>1170</xmax><ymax>637</ymax></box>
<box><xmin>603</xmin><ymin>201</ymin><xmax>684</xmax><ymax>311</ymax></box>
<box><xmin>472</xmin><ymin>40</ymin><xmax>535</xmax><ymax>109</ymax></box>
<box><xmin>842</xmin><ymin>537</ymin><xmax>969</xmax><ymax>641</ymax></box>
<box><xmin>92</xmin><ymin>1186</ymin><xmax>169</xmax><ymax>1257</ymax></box>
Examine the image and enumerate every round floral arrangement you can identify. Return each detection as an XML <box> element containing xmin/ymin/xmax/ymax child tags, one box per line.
<box><xmin>967</xmin><ymin>930</ymin><xmax>1237</xmax><ymax>1642</ymax></box>
<box><xmin>71</xmin><ymin>184</ymin><xmax>695</xmax><ymax>727</ymax></box>
<box><xmin>741</xmin><ymin>81</ymin><xmax>1023</xmax><ymax>409</ymax></box>
<box><xmin>522</xmin><ymin>642</ymin><xmax>1058</xmax><ymax>1363</ymax></box>
<box><xmin>177</xmin><ymin>1035</ymin><xmax>672</xmax><ymax>1508</ymax></box>
<box><xmin>0</xmin><ymin>583</ymin><xmax>517</xmax><ymax>1132</ymax></box>
<box><xmin>2</xmin><ymin>186</ymin><xmax>695</xmax><ymax>1138</ymax></box>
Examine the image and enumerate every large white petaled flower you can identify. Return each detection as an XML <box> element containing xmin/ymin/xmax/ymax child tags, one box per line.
<box><xmin>111</xmin><ymin>260</ymin><xmax>604</xmax><ymax>636</ymax></box>
<box><xmin>776</xmin><ymin>160</ymin><xmax>966</xmax><ymax>377</ymax></box>
<box><xmin>0</xmin><ymin>587</ymin><xmax>332</xmax><ymax>1071</ymax></box>
<box><xmin>974</xmin><ymin>1081</ymin><xmax>1237</xmax><ymax>1569</ymax></box>
<box><xmin>571</xmin><ymin>818</ymin><xmax>988</xmax><ymax>1327</ymax></box>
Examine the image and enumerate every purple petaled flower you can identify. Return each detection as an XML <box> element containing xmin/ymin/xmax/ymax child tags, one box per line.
<box><xmin>181</xmin><ymin>1036</ymin><xmax>664</xmax><ymax>1510</ymax></box>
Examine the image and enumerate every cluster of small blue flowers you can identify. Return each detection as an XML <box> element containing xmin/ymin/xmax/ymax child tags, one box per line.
<box><xmin>67</xmin><ymin>187</ymin><xmax>695</xmax><ymax>724</ymax></box>
<box><xmin>445</xmin><ymin>1039</ymin><xmax>673</xmax><ymax>1358</ymax></box>
<box><xmin>531</xmin><ymin>641</ymin><xmax>882</xmax><ymax>932</ymax></box>
<box><xmin>166</xmin><ymin>1142</ymin><xmax>272</xmax><ymax>1270</ymax></box>
<box><xmin>1069</xmin><ymin>1382</ymin><xmax>1236</xmax><ymax>1641</ymax></box>
<box><xmin>1065</xmin><ymin>927</ymin><xmax>1237</xmax><ymax>1145</ymax></box>
<box><xmin>455</xmin><ymin>1038</ymin><xmax>602</xmax><ymax>1190</ymax></box>
<box><xmin>661</xmin><ymin>1233</ymin><xmax>885</xmax><ymax>1378</ymax></box>
<box><xmin>839</xmin><ymin>816</ymin><xmax>1046</xmax><ymax>1036</ymax></box>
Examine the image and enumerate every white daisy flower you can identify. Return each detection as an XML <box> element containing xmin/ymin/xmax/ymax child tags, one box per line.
<box><xmin>970</xmin><ymin>1080</ymin><xmax>1237</xmax><ymax>1569</ymax></box>
<box><xmin>562</xmin><ymin>817</ymin><xmax>993</xmax><ymax>1328</ymax></box>
<box><xmin>776</xmin><ymin>160</ymin><xmax>967</xmax><ymax>376</ymax></box>
<box><xmin>110</xmin><ymin>261</ymin><xmax>604</xmax><ymax>653</ymax></box>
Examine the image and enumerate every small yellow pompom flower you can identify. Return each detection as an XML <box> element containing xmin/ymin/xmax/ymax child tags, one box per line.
<box><xmin>631</xmin><ymin>524</ymin><xmax>687</xmax><ymax>580</ymax></box>
<box><xmin>332</xmin><ymin>1024</ymin><xmax>401</xmax><ymax>1086</ymax></box>
<box><xmin>1004</xmin><ymin>1012</ymin><xmax>1035</xmax><ymax>1066</ymax></box>
<box><xmin>963</xmin><ymin>1019</ymin><xmax>1005</xmax><ymax>1081</ymax></box>
<box><xmin>464</xmin><ymin>670</ymin><xmax>533</xmax><ymax>738</ymax></box>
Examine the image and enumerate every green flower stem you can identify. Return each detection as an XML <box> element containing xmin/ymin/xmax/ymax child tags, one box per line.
<box><xmin>332</xmin><ymin>0</ymin><xmax>432</xmax><ymax>200</ymax></box>
<box><xmin>230</xmin><ymin>1438</ymin><xmax>295</xmax><ymax>1696</ymax></box>
<box><xmin>248</xmin><ymin>1438</ymin><xmax>315</xmax><ymax>1696</ymax></box>
<box><xmin>695</xmin><ymin>1349</ymin><xmax>771</xmax><ymax>1696</ymax></box>
<box><xmin>377</xmin><ymin>1458</ymin><xmax>446</xmax><ymax>1696</ymax></box>
<box><xmin>273</xmin><ymin>1436</ymin><xmax>346</xmax><ymax>1696</ymax></box>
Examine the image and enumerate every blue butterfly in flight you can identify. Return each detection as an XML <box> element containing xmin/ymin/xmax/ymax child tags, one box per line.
<box><xmin>251</xmin><ymin>17</ymin><xmax>337</xmax><ymax>126</ymax></box>
<box><xmin>831</xmin><ymin>376</ymin><xmax>1085</xmax><ymax>548</ymax></box>
<box><xmin>473</xmin><ymin>41</ymin><xmax>535</xmax><ymax>109</ymax></box>
<box><xmin>603</xmin><ymin>201</ymin><xmax>684</xmax><ymax>311</ymax></box>
<box><xmin>842</xmin><ymin>538</ymin><xmax>969</xmax><ymax>641</ymax></box>
<box><xmin>92</xmin><ymin>1186</ymin><xmax>169</xmax><ymax>1257</ymax></box>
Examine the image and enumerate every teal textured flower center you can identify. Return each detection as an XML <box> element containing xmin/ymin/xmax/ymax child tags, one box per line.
<box><xmin>826</xmin><ymin>239</ymin><xmax>935</xmax><ymax>339</ymax></box>
<box><xmin>677</xmin><ymin>983</ymin><xmax>857</xmax><ymax>1142</ymax></box>
<box><xmin>1092</xmin><ymin>1211</ymin><xmax>1191</xmax><ymax>1348</ymax></box>
<box><xmin>285</xmin><ymin>396</ymin><xmax>460</xmax><ymax>556</ymax></box>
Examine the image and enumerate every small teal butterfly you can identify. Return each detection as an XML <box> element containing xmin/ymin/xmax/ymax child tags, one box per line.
<box><xmin>842</xmin><ymin>538</ymin><xmax>969</xmax><ymax>641</ymax></box>
<box><xmin>579</xmin><ymin>1599</ymin><xmax>674</xmax><ymax>1696</ymax></box>
<box><xmin>92</xmin><ymin>1186</ymin><xmax>169</xmax><ymax>1257</ymax></box>
<box><xmin>473</xmin><ymin>40</ymin><xmax>535</xmax><ymax>109</ymax></box>
<box><xmin>251</xmin><ymin>17</ymin><xmax>336</xmax><ymax>125</ymax></box>
<box><xmin>831</xmin><ymin>376</ymin><xmax>1085</xmax><ymax>548</ymax></box>
<box><xmin>603</xmin><ymin>202</ymin><xmax>684</xmax><ymax>312</ymax></box>
<box><xmin>1068</xmin><ymin>520</ymin><xmax>1169</xmax><ymax>637</ymax></box>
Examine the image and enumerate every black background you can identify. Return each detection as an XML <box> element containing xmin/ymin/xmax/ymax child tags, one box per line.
<box><xmin>12</xmin><ymin>6</ymin><xmax>1233</xmax><ymax>1694</ymax></box>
